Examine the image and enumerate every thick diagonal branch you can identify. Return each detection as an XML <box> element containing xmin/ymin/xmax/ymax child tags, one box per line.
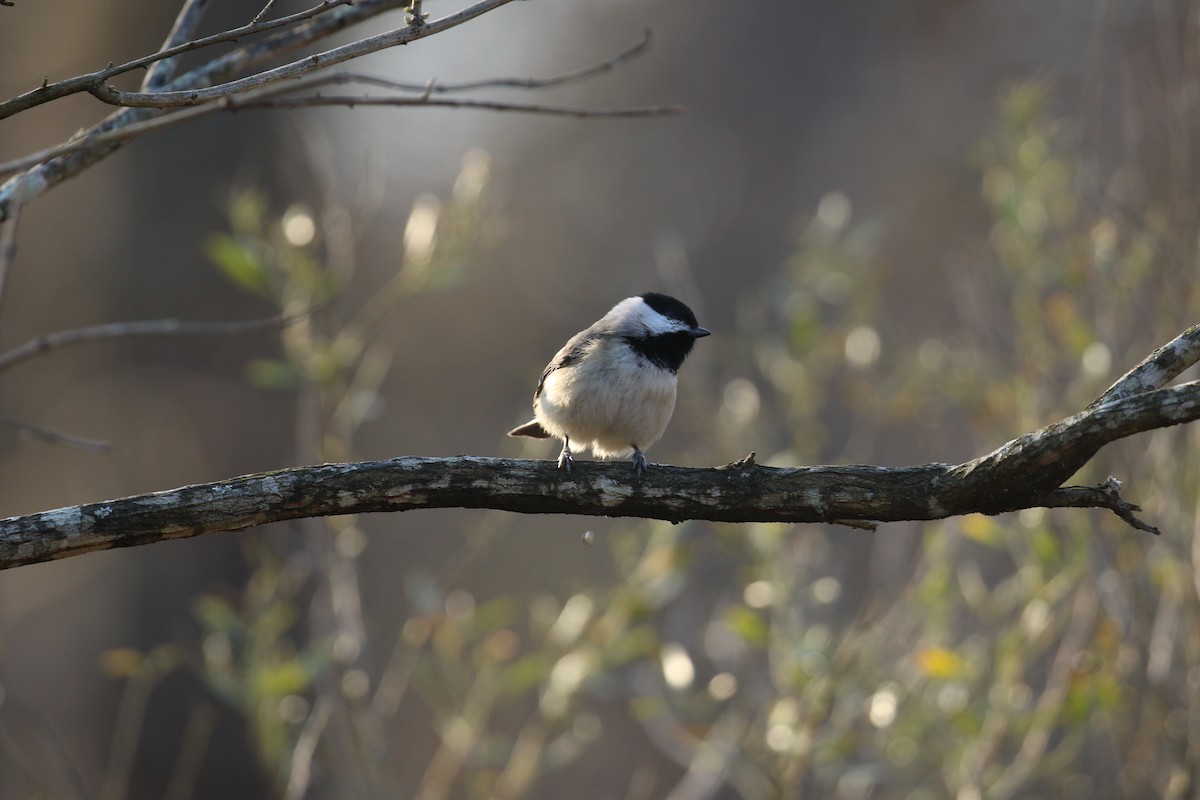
<box><xmin>1</xmin><ymin>378</ymin><xmax>1196</xmax><ymax>570</ymax></box>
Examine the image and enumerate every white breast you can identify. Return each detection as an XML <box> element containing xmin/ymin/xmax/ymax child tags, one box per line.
<box><xmin>534</xmin><ymin>339</ymin><xmax>678</xmax><ymax>458</ymax></box>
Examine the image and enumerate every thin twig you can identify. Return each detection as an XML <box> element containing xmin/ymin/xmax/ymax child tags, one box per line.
<box><xmin>283</xmin><ymin>697</ymin><xmax>333</xmax><ymax>800</ymax></box>
<box><xmin>163</xmin><ymin>705</ymin><xmax>216</xmax><ymax>800</ymax></box>
<box><xmin>98</xmin><ymin>666</ymin><xmax>159</xmax><ymax>800</ymax></box>
<box><xmin>172</xmin><ymin>22</ymin><xmax>651</xmax><ymax>106</ymax></box>
<box><xmin>0</xmin><ymin>418</ymin><xmax>111</xmax><ymax>452</ymax></box>
<box><xmin>0</xmin><ymin>311</ymin><xmax>307</xmax><ymax>373</ymax></box>
<box><xmin>325</xmin><ymin>30</ymin><xmax>655</xmax><ymax>95</ymax></box>
<box><xmin>1034</xmin><ymin>478</ymin><xmax>1161</xmax><ymax>535</ymax></box>
<box><xmin>252</xmin><ymin>0</ymin><xmax>280</xmax><ymax>25</ymax></box>
<box><xmin>230</xmin><ymin>94</ymin><xmax>684</xmax><ymax>117</ymax></box>
<box><xmin>0</xmin><ymin>89</ymin><xmax>678</xmax><ymax>180</ymax></box>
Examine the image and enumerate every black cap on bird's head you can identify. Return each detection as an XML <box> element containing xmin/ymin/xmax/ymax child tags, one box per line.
<box><xmin>640</xmin><ymin>292</ymin><xmax>705</xmax><ymax>332</ymax></box>
<box><xmin>622</xmin><ymin>292</ymin><xmax>710</xmax><ymax>372</ymax></box>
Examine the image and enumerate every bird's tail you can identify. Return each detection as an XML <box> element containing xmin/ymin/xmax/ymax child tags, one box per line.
<box><xmin>508</xmin><ymin>420</ymin><xmax>551</xmax><ymax>438</ymax></box>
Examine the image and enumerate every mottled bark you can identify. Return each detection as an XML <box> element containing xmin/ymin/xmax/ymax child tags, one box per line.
<box><xmin>2</xmin><ymin>327</ymin><xmax>1197</xmax><ymax>571</ymax></box>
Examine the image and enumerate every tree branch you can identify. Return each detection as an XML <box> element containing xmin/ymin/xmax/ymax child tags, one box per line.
<box><xmin>85</xmin><ymin>1</ymin><xmax>518</xmax><ymax>109</ymax></box>
<box><xmin>2</xmin><ymin>369</ymin><xmax>1198</xmax><ymax>569</ymax></box>
<box><xmin>0</xmin><ymin>418</ymin><xmax>112</xmax><ymax>453</ymax></box>
<box><xmin>0</xmin><ymin>0</ymin><xmax>508</xmax><ymax>218</ymax></box>
<box><xmin>0</xmin><ymin>3</ymin><xmax>665</xmax><ymax>219</ymax></box>
<box><xmin>141</xmin><ymin>0</ymin><xmax>211</xmax><ymax>92</ymax></box>
<box><xmin>228</xmin><ymin>95</ymin><xmax>682</xmax><ymax>117</ymax></box>
<box><xmin>0</xmin><ymin>0</ymin><xmax>354</xmax><ymax>120</ymax></box>
<box><xmin>0</xmin><ymin>311</ymin><xmax>306</xmax><ymax>373</ymax></box>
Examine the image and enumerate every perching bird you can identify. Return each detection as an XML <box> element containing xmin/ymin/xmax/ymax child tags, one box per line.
<box><xmin>508</xmin><ymin>292</ymin><xmax>710</xmax><ymax>474</ymax></box>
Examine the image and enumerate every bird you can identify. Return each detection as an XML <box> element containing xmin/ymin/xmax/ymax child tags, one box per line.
<box><xmin>508</xmin><ymin>292</ymin><xmax>710</xmax><ymax>474</ymax></box>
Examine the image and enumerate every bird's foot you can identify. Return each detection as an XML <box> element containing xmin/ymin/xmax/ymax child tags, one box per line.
<box><xmin>632</xmin><ymin>448</ymin><xmax>647</xmax><ymax>476</ymax></box>
<box><xmin>557</xmin><ymin>441</ymin><xmax>575</xmax><ymax>473</ymax></box>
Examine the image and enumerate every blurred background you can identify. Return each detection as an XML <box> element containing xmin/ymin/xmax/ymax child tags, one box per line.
<box><xmin>1</xmin><ymin>0</ymin><xmax>1198</xmax><ymax>797</ymax></box>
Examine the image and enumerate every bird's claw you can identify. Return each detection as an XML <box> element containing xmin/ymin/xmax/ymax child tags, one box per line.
<box><xmin>632</xmin><ymin>448</ymin><xmax>647</xmax><ymax>476</ymax></box>
<box><xmin>557</xmin><ymin>441</ymin><xmax>574</xmax><ymax>473</ymax></box>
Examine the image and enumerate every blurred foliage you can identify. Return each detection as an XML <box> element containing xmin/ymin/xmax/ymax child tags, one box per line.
<box><xmin>99</xmin><ymin>83</ymin><xmax>1200</xmax><ymax>800</ymax></box>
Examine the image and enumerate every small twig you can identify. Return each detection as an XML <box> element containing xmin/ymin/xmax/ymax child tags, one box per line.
<box><xmin>0</xmin><ymin>311</ymin><xmax>307</xmax><ymax>373</ymax></box>
<box><xmin>0</xmin><ymin>88</ymin><xmax>679</xmax><ymax>181</ymax></box>
<box><xmin>229</xmin><ymin>94</ymin><xmax>684</xmax><ymax>117</ymax></box>
<box><xmin>831</xmin><ymin>519</ymin><xmax>878</xmax><ymax>531</ymax></box>
<box><xmin>252</xmin><ymin>0</ymin><xmax>280</xmax><ymax>25</ymax></box>
<box><xmin>404</xmin><ymin>0</ymin><xmax>427</xmax><ymax>26</ymax></box>
<box><xmin>246</xmin><ymin>34</ymin><xmax>655</xmax><ymax>99</ymax></box>
<box><xmin>0</xmin><ymin>1</ymin><xmax>15</xmax><ymax>7</ymax></box>
<box><xmin>98</xmin><ymin>666</ymin><xmax>159</xmax><ymax>800</ymax></box>
<box><xmin>412</xmin><ymin>29</ymin><xmax>655</xmax><ymax>93</ymax></box>
<box><xmin>0</xmin><ymin>417</ymin><xmax>110</xmax><ymax>453</ymax></box>
<box><xmin>163</xmin><ymin>705</ymin><xmax>216</xmax><ymax>800</ymax></box>
<box><xmin>1034</xmin><ymin>477</ymin><xmax>1161</xmax><ymax>535</ymax></box>
<box><xmin>283</xmin><ymin>697</ymin><xmax>333</xmax><ymax>800</ymax></box>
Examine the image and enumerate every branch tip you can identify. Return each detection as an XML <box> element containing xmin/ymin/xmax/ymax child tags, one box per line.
<box><xmin>1098</xmin><ymin>476</ymin><xmax>1159</xmax><ymax>536</ymax></box>
<box><xmin>832</xmin><ymin>519</ymin><xmax>878</xmax><ymax>532</ymax></box>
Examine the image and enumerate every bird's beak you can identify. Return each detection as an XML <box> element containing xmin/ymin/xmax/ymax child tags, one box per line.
<box><xmin>691</xmin><ymin>326</ymin><xmax>711</xmax><ymax>338</ymax></box>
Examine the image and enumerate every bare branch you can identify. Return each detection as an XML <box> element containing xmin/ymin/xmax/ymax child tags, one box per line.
<box><xmin>0</xmin><ymin>418</ymin><xmax>111</xmax><ymax>453</ymax></box>
<box><xmin>229</xmin><ymin>94</ymin><xmax>683</xmax><ymax>117</ymax></box>
<box><xmin>243</xmin><ymin>32</ymin><xmax>654</xmax><ymax>98</ymax></box>
<box><xmin>0</xmin><ymin>312</ymin><xmax>305</xmax><ymax>373</ymax></box>
<box><xmin>0</xmin><ymin>197</ymin><xmax>20</xmax><ymax>313</ymax></box>
<box><xmin>252</xmin><ymin>0</ymin><xmax>280</xmax><ymax>25</ymax></box>
<box><xmin>0</xmin><ymin>0</ymin><xmax>584</xmax><ymax>217</ymax></box>
<box><xmin>141</xmin><ymin>0</ymin><xmax>211</xmax><ymax>91</ymax></box>
<box><xmin>0</xmin><ymin>72</ymin><xmax>678</xmax><ymax>182</ymax></box>
<box><xmin>0</xmin><ymin>0</ymin><xmax>354</xmax><ymax>120</ymax></box>
<box><xmin>1090</xmin><ymin>322</ymin><xmax>1200</xmax><ymax>407</ymax></box>
<box><xmin>86</xmin><ymin>0</ymin><xmax>522</xmax><ymax>109</ymax></box>
<box><xmin>2</xmin><ymin>371</ymin><xmax>1197</xmax><ymax>569</ymax></box>
<box><xmin>0</xmin><ymin>0</ymin><xmax>415</xmax><ymax>213</ymax></box>
<box><xmin>404</xmin><ymin>29</ymin><xmax>656</xmax><ymax>93</ymax></box>
<box><xmin>1032</xmin><ymin>478</ymin><xmax>1160</xmax><ymax>535</ymax></box>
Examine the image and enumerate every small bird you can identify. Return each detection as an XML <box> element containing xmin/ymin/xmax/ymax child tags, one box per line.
<box><xmin>508</xmin><ymin>292</ymin><xmax>710</xmax><ymax>474</ymax></box>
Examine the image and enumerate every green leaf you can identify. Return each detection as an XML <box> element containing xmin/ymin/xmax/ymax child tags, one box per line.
<box><xmin>724</xmin><ymin>605</ymin><xmax>769</xmax><ymax>648</ymax></box>
<box><xmin>1030</xmin><ymin>528</ymin><xmax>1062</xmax><ymax>568</ymax></box>
<box><xmin>245</xmin><ymin>358</ymin><xmax>300</xmax><ymax>390</ymax></box>
<box><xmin>252</xmin><ymin>660</ymin><xmax>311</xmax><ymax>698</ymax></box>
<box><xmin>194</xmin><ymin>594</ymin><xmax>243</xmax><ymax>635</ymax></box>
<box><xmin>474</xmin><ymin>597</ymin><xmax>517</xmax><ymax>633</ymax></box>
<box><xmin>501</xmin><ymin>653</ymin><xmax>549</xmax><ymax>697</ymax></box>
<box><xmin>207</xmin><ymin>234</ymin><xmax>271</xmax><ymax>297</ymax></box>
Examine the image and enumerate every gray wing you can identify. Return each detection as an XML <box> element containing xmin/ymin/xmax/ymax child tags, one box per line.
<box><xmin>534</xmin><ymin>329</ymin><xmax>602</xmax><ymax>399</ymax></box>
